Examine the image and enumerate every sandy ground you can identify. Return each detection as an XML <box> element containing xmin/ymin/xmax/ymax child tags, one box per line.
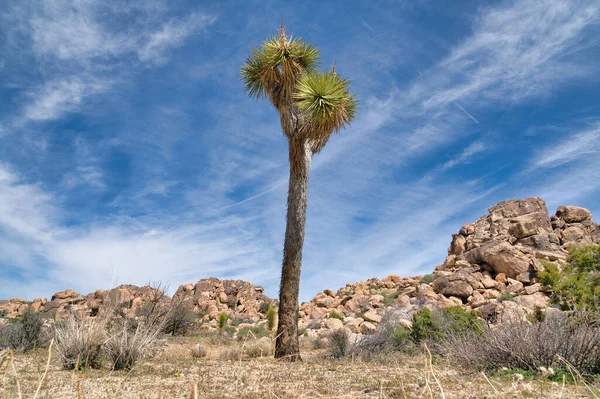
<box><xmin>2</xmin><ymin>335</ymin><xmax>597</xmax><ymax>399</ymax></box>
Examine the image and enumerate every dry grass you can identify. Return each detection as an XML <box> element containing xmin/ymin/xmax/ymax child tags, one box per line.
<box><xmin>1</xmin><ymin>334</ymin><xmax>598</xmax><ymax>399</ymax></box>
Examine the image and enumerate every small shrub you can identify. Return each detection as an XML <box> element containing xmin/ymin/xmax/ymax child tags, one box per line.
<box><xmin>105</xmin><ymin>319</ymin><xmax>161</xmax><ymax>370</ymax></box>
<box><xmin>440</xmin><ymin>311</ymin><xmax>600</xmax><ymax>374</ymax></box>
<box><xmin>267</xmin><ymin>306</ymin><xmax>277</xmax><ymax>331</ymax></box>
<box><xmin>328</xmin><ymin>311</ymin><xmax>344</xmax><ymax>321</ymax></box>
<box><xmin>237</xmin><ymin>323</ymin><xmax>268</xmax><ymax>341</ymax></box>
<box><xmin>0</xmin><ymin>310</ymin><xmax>44</xmax><ymax>351</ymax></box>
<box><xmin>498</xmin><ymin>292</ymin><xmax>514</xmax><ymax>302</ymax></box>
<box><xmin>420</xmin><ymin>274</ymin><xmax>435</xmax><ymax>284</ymax></box>
<box><xmin>312</xmin><ymin>337</ymin><xmax>328</xmax><ymax>350</ymax></box>
<box><xmin>539</xmin><ymin>245</ymin><xmax>600</xmax><ymax>311</ymax></box>
<box><xmin>230</xmin><ymin>315</ymin><xmax>253</xmax><ymax>327</ymax></box>
<box><xmin>218</xmin><ymin>313</ymin><xmax>229</xmax><ymax>330</ymax></box>
<box><xmin>163</xmin><ymin>304</ymin><xmax>197</xmax><ymax>336</ymax></box>
<box><xmin>411</xmin><ymin>307</ymin><xmax>482</xmax><ymax>344</ymax></box>
<box><xmin>191</xmin><ymin>343</ymin><xmax>207</xmax><ymax>358</ymax></box>
<box><xmin>223</xmin><ymin>325</ymin><xmax>237</xmax><ymax>335</ymax></box>
<box><xmin>259</xmin><ymin>302</ymin><xmax>271</xmax><ymax>314</ymax></box>
<box><xmin>329</xmin><ymin>328</ymin><xmax>350</xmax><ymax>359</ymax></box>
<box><xmin>338</xmin><ymin>290</ymin><xmax>352</xmax><ymax>297</ymax></box>
<box><xmin>244</xmin><ymin>339</ymin><xmax>273</xmax><ymax>358</ymax></box>
<box><xmin>219</xmin><ymin>347</ymin><xmax>242</xmax><ymax>361</ymax></box>
<box><xmin>381</xmin><ymin>291</ymin><xmax>402</xmax><ymax>306</ymax></box>
<box><xmin>0</xmin><ymin>310</ymin><xmax>6</xmax><ymax>318</ymax></box>
<box><xmin>54</xmin><ymin>316</ymin><xmax>105</xmax><ymax>370</ymax></box>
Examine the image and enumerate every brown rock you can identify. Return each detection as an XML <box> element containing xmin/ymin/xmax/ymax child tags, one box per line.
<box><xmin>360</xmin><ymin>321</ymin><xmax>377</xmax><ymax>335</ymax></box>
<box><xmin>362</xmin><ymin>310</ymin><xmax>382</xmax><ymax>323</ymax></box>
<box><xmin>478</xmin><ymin>241</ymin><xmax>531</xmax><ymax>278</ymax></box>
<box><xmin>556</xmin><ymin>206</ymin><xmax>592</xmax><ymax>223</ymax></box>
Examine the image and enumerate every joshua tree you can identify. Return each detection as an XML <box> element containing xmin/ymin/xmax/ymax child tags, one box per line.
<box><xmin>241</xmin><ymin>25</ymin><xmax>357</xmax><ymax>360</ymax></box>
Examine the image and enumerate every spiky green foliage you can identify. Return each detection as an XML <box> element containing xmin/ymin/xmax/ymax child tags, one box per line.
<box><xmin>241</xmin><ymin>29</ymin><xmax>319</xmax><ymax>109</ymax></box>
<box><xmin>294</xmin><ymin>70</ymin><xmax>357</xmax><ymax>134</ymax></box>
<box><xmin>240</xmin><ymin>26</ymin><xmax>356</xmax><ymax>141</ymax></box>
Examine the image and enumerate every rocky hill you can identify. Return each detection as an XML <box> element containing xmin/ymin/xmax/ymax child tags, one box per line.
<box><xmin>1</xmin><ymin>197</ymin><xmax>598</xmax><ymax>338</ymax></box>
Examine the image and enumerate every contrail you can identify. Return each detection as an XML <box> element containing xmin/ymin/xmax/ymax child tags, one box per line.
<box><xmin>454</xmin><ymin>102</ymin><xmax>480</xmax><ymax>124</ymax></box>
<box><xmin>217</xmin><ymin>182</ymin><xmax>284</xmax><ymax>212</ymax></box>
<box><xmin>361</xmin><ymin>20</ymin><xmax>373</xmax><ymax>31</ymax></box>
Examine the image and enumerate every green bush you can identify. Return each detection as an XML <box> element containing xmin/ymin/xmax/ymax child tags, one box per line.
<box><xmin>0</xmin><ymin>310</ymin><xmax>44</xmax><ymax>351</ymax></box>
<box><xmin>420</xmin><ymin>274</ymin><xmax>435</xmax><ymax>284</ymax></box>
<box><xmin>539</xmin><ymin>245</ymin><xmax>600</xmax><ymax>311</ymax></box>
<box><xmin>380</xmin><ymin>291</ymin><xmax>402</xmax><ymax>306</ymax></box>
<box><xmin>328</xmin><ymin>311</ymin><xmax>344</xmax><ymax>321</ymax></box>
<box><xmin>411</xmin><ymin>307</ymin><xmax>482</xmax><ymax>343</ymax></box>
<box><xmin>218</xmin><ymin>313</ymin><xmax>229</xmax><ymax>330</ymax></box>
<box><xmin>498</xmin><ymin>292</ymin><xmax>514</xmax><ymax>302</ymax></box>
<box><xmin>237</xmin><ymin>323</ymin><xmax>268</xmax><ymax>341</ymax></box>
<box><xmin>267</xmin><ymin>306</ymin><xmax>277</xmax><ymax>331</ymax></box>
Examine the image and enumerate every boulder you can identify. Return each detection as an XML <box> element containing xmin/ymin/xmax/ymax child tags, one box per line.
<box><xmin>362</xmin><ymin>310</ymin><xmax>382</xmax><ymax>323</ymax></box>
<box><xmin>360</xmin><ymin>321</ymin><xmax>377</xmax><ymax>335</ymax></box>
<box><xmin>478</xmin><ymin>241</ymin><xmax>531</xmax><ymax>278</ymax></box>
<box><xmin>556</xmin><ymin>206</ymin><xmax>592</xmax><ymax>223</ymax></box>
<box><xmin>324</xmin><ymin>318</ymin><xmax>344</xmax><ymax>330</ymax></box>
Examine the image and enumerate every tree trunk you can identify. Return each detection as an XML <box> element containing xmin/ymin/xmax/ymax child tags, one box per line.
<box><xmin>274</xmin><ymin>138</ymin><xmax>312</xmax><ymax>361</ymax></box>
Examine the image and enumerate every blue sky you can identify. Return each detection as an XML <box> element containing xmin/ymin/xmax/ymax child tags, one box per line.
<box><xmin>1</xmin><ymin>0</ymin><xmax>599</xmax><ymax>301</ymax></box>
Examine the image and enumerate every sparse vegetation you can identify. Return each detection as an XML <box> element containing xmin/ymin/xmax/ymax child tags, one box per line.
<box><xmin>53</xmin><ymin>316</ymin><xmax>105</xmax><ymax>370</ymax></box>
<box><xmin>420</xmin><ymin>274</ymin><xmax>435</xmax><ymax>284</ymax></box>
<box><xmin>191</xmin><ymin>343</ymin><xmax>207</xmax><ymax>358</ymax></box>
<box><xmin>328</xmin><ymin>328</ymin><xmax>350</xmax><ymax>359</ymax></box>
<box><xmin>539</xmin><ymin>244</ymin><xmax>600</xmax><ymax>311</ymax></box>
<box><xmin>163</xmin><ymin>304</ymin><xmax>197</xmax><ymax>336</ymax></box>
<box><xmin>105</xmin><ymin>318</ymin><xmax>162</xmax><ymax>370</ymax></box>
<box><xmin>237</xmin><ymin>324</ymin><xmax>269</xmax><ymax>341</ymax></box>
<box><xmin>267</xmin><ymin>306</ymin><xmax>277</xmax><ymax>331</ymax></box>
<box><xmin>0</xmin><ymin>310</ymin><xmax>44</xmax><ymax>351</ymax></box>
<box><xmin>328</xmin><ymin>311</ymin><xmax>344</xmax><ymax>321</ymax></box>
<box><xmin>411</xmin><ymin>307</ymin><xmax>482</xmax><ymax>344</ymax></box>
<box><xmin>440</xmin><ymin>310</ymin><xmax>600</xmax><ymax>375</ymax></box>
<box><xmin>218</xmin><ymin>312</ymin><xmax>228</xmax><ymax>331</ymax></box>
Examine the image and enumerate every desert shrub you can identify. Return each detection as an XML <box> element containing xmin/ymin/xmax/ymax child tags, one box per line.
<box><xmin>219</xmin><ymin>347</ymin><xmax>242</xmax><ymax>361</ymax></box>
<box><xmin>259</xmin><ymin>302</ymin><xmax>271</xmax><ymax>314</ymax></box>
<box><xmin>411</xmin><ymin>307</ymin><xmax>482</xmax><ymax>344</ymax></box>
<box><xmin>329</xmin><ymin>328</ymin><xmax>350</xmax><ymax>359</ymax></box>
<box><xmin>237</xmin><ymin>323</ymin><xmax>268</xmax><ymax>341</ymax></box>
<box><xmin>191</xmin><ymin>343</ymin><xmax>207</xmax><ymax>358</ymax></box>
<box><xmin>218</xmin><ymin>313</ymin><xmax>229</xmax><ymax>330</ymax></box>
<box><xmin>54</xmin><ymin>316</ymin><xmax>105</xmax><ymax>370</ymax></box>
<box><xmin>0</xmin><ymin>310</ymin><xmax>6</xmax><ymax>318</ymax></box>
<box><xmin>328</xmin><ymin>311</ymin><xmax>344</xmax><ymax>321</ymax></box>
<box><xmin>539</xmin><ymin>245</ymin><xmax>600</xmax><ymax>311</ymax></box>
<box><xmin>163</xmin><ymin>304</ymin><xmax>197</xmax><ymax>336</ymax></box>
<box><xmin>230</xmin><ymin>315</ymin><xmax>253</xmax><ymax>327</ymax></box>
<box><xmin>420</xmin><ymin>274</ymin><xmax>435</xmax><ymax>284</ymax></box>
<box><xmin>311</xmin><ymin>336</ymin><xmax>329</xmax><ymax>350</ymax></box>
<box><xmin>105</xmin><ymin>318</ymin><xmax>161</xmax><ymax>370</ymax></box>
<box><xmin>352</xmin><ymin>316</ymin><xmax>415</xmax><ymax>361</ymax></box>
<box><xmin>244</xmin><ymin>339</ymin><xmax>273</xmax><ymax>358</ymax></box>
<box><xmin>267</xmin><ymin>306</ymin><xmax>277</xmax><ymax>331</ymax></box>
<box><xmin>0</xmin><ymin>310</ymin><xmax>44</xmax><ymax>351</ymax></box>
<box><xmin>498</xmin><ymin>292</ymin><xmax>514</xmax><ymax>302</ymax></box>
<box><xmin>223</xmin><ymin>325</ymin><xmax>237</xmax><ymax>335</ymax></box>
<box><xmin>440</xmin><ymin>311</ymin><xmax>600</xmax><ymax>374</ymax></box>
<box><xmin>380</xmin><ymin>291</ymin><xmax>402</xmax><ymax>306</ymax></box>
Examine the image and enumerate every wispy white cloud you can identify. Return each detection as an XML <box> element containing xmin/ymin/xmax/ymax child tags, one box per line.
<box><xmin>22</xmin><ymin>78</ymin><xmax>107</xmax><ymax>123</ymax></box>
<box><xmin>530</xmin><ymin>123</ymin><xmax>600</xmax><ymax>170</ymax></box>
<box><xmin>138</xmin><ymin>13</ymin><xmax>217</xmax><ymax>65</ymax></box>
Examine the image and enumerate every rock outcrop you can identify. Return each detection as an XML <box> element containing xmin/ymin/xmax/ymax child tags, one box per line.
<box><xmin>172</xmin><ymin>278</ymin><xmax>277</xmax><ymax>324</ymax></box>
<box><xmin>2</xmin><ymin>197</ymin><xmax>598</xmax><ymax>340</ymax></box>
<box><xmin>432</xmin><ymin>197</ymin><xmax>598</xmax><ymax>318</ymax></box>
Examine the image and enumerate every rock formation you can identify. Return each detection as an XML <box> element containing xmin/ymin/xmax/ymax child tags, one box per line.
<box><xmin>1</xmin><ymin>197</ymin><xmax>598</xmax><ymax>339</ymax></box>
